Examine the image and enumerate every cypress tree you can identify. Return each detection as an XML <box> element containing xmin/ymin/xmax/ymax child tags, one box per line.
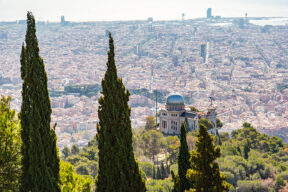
<box><xmin>186</xmin><ymin>124</ymin><xmax>231</xmax><ymax>192</ymax></box>
<box><xmin>95</xmin><ymin>32</ymin><xmax>146</xmax><ymax>192</ymax></box>
<box><xmin>160</xmin><ymin>162</ymin><xmax>166</xmax><ymax>179</ymax></box>
<box><xmin>20</xmin><ymin>12</ymin><xmax>59</xmax><ymax>191</ymax></box>
<box><xmin>177</xmin><ymin>122</ymin><xmax>192</xmax><ymax>192</ymax></box>
<box><xmin>153</xmin><ymin>166</ymin><xmax>156</xmax><ymax>179</ymax></box>
<box><xmin>171</xmin><ymin>170</ymin><xmax>179</xmax><ymax>192</ymax></box>
<box><xmin>166</xmin><ymin>162</ymin><xmax>170</xmax><ymax>177</ymax></box>
<box><xmin>156</xmin><ymin>166</ymin><xmax>162</xmax><ymax>180</ymax></box>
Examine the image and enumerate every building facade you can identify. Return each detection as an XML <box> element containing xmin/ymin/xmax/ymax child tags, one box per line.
<box><xmin>159</xmin><ymin>94</ymin><xmax>217</xmax><ymax>135</ymax></box>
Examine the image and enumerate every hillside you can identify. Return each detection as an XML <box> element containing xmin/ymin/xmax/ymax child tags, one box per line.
<box><xmin>62</xmin><ymin>122</ymin><xmax>288</xmax><ymax>191</ymax></box>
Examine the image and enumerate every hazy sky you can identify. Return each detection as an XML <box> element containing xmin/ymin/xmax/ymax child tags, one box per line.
<box><xmin>0</xmin><ymin>0</ymin><xmax>287</xmax><ymax>21</ymax></box>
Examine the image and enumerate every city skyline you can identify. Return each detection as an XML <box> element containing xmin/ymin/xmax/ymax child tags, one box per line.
<box><xmin>0</xmin><ymin>0</ymin><xmax>288</xmax><ymax>22</ymax></box>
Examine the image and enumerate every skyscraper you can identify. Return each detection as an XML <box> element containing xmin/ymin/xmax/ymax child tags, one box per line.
<box><xmin>61</xmin><ymin>16</ymin><xmax>65</xmax><ymax>25</ymax></box>
<box><xmin>207</xmin><ymin>8</ymin><xmax>212</xmax><ymax>18</ymax></box>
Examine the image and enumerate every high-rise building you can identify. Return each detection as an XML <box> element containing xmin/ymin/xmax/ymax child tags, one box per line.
<box><xmin>147</xmin><ymin>17</ymin><xmax>153</xmax><ymax>23</ymax></box>
<box><xmin>207</xmin><ymin>8</ymin><xmax>212</xmax><ymax>18</ymax></box>
<box><xmin>61</xmin><ymin>16</ymin><xmax>65</xmax><ymax>25</ymax></box>
<box><xmin>182</xmin><ymin>13</ymin><xmax>185</xmax><ymax>21</ymax></box>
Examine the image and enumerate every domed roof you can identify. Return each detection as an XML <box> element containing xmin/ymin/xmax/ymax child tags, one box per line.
<box><xmin>166</xmin><ymin>94</ymin><xmax>184</xmax><ymax>105</ymax></box>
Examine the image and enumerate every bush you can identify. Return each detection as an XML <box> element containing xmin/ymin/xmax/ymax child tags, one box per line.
<box><xmin>146</xmin><ymin>179</ymin><xmax>173</xmax><ymax>192</ymax></box>
<box><xmin>139</xmin><ymin>162</ymin><xmax>154</xmax><ymax>178</ymax></box>
<box><xmin>237</xmin><ymin>180</ymin><xmax>268</xmax><ymax>192</ymax></box>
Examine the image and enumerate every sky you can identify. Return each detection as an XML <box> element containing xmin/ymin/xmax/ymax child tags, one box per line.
<box><xmin>0</xmin><ymin>0</ymin><xmax>287</xmax><ymax>22</ymax></box>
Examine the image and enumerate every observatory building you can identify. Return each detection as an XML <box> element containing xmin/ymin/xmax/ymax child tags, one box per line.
<box><xmin>159</xmin><ymin>94</ymin><xmax>217</xmax><ymax>135</ymax></box>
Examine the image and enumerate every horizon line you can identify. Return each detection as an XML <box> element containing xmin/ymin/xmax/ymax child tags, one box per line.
<box><xmin>1</xmin><ymin>16</ymin><xmax>288</xmax><ymax>24</ymax></box>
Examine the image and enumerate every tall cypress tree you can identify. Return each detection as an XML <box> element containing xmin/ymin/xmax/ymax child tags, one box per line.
<box><xmin>186</xmin><ymin>124</ymin><xmax>230</xmax><ymax>192</ymax></box>
<box><xmin>178</xmin><ymin>122</ymin><xmax>192</xmax><ymax>192</ymax></box>
<box><xmin>95</xmin><ymin>32</ymin><xmax>146</xmax><ymax>192</ymax></box>
<box><xmin>172</xmin><ymin>122</ymin><xmax>191</xmax><ymax>192</ymax></box>
<box><xmin>20</xmin><ymin>12</ymin><xmax>59</xmax><ymax>192</ymax></box>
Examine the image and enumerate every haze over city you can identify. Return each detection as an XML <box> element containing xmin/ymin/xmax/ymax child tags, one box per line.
<box><xmin>0</xmin><ymin>0</ymin><xmax>288</xmax><ymax>21</ymax></box>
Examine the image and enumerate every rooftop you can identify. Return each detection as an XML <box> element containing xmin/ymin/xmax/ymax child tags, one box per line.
<box><xmin>166</xmin><ymin>94</ymin><xmax>184</xmax><ymax>105</ymax></box>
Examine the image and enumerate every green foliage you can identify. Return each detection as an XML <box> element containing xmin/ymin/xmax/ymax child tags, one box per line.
<box><xmin>189</xmin><ymin>107</ymin><xmax>200</xmax><ymax>112</ymax></box>
<box><xmin>59</xmin><ymin>161</ymin><xmax>93</xmax><ymax>192</ymax></box>
<box><xmin>129</xmin><ymin>89</ymin><xmax>169</xmax><ymax>104</ymax></box>
<box><xmin>216</xmin><ymin>118</ymin><xmax>223</xmax><ymax>128</ymax></box>
<box><xmin>71</xmin><ymin>145</ymin><xmax>80</xmax><ymax>155</ymax></box>
<box><xmin>231</xmin><ymin>122</ymin><xmax>284</xmax><ymax>154</ymax></box>
<box><xmin>219</xmin><ymin>132</ymin><xmax>229</xmax><ymax>143</ymax></box>
<box><xmin>175</xmin><ymin>122</ymin><xmax>192</xmax><ymax>192</ymax></box>
<box><xmin>140</xmin><ymin>162</ymin><xmax>154</xmax><ymax>178</ymax></box>
<box><xmin>62</xmin><ymin>146</ymin><xmax>70</xmax><ymax>160</ymax></box>
<box><xmin>63</xmin><ymin>144</ymin><xmax>98</xmax><ymax>178</ymax></box>
<box><xmin>145</xmin><ymin>115</ymin><xmax>156</xmax><ymax>130</ymax></box>
<box><xmin>139</xmin><ymin>129</ymin><xmax>167</xmax><ymax>164</ymax></box>
<box><xmin>95</xmin><ymin>33</ymin><xmax>145</xmax><ymax>192</ymax></box>
<box><xmin>161</xmin><ymin>162</ymin><xmax>168</xmax><ymax>179</ymax></box>
<box><xmin>64</xmin><ymin>84</ymin><xmax>102</xmax><ymax>98</ymax></box>
<box><xmin>274</xmin><ymin>175</ymin><xmax>285</xmax><ymax>191</ymax></box>
<box><xmin>165</xmin><ymin>136</ymin><xmax>180</xmax><ymax>165</ymax></box>
<box><xmin>0</xmin><ymin>96</ymin><xmax>21</xmax><ymax>191</ymax></box>
<box><xmin>20</xmin><ymin>12</ymin><xmax>60</xmax><ymax>192</ymax></box>
<box><xmin>198</xmin><ymin>118</ymin><xmax>214</xmax><ymax>130</ymax></box>
<box><xmin>186</xmin><ymin>124</ymin><xmax>231</xmax><ymax>191</ymax></box>
<box><xmin>237</xmin><ymin>180</ymin><xmax>269</xmax><ymax>192</ymax></box>
<box><xmin>157</xmin><ymin>166</ymin><xmax>162</xmax><ymax>180</ymax></box>
<box><xmin>61</xmin><ymin>121</ymin><xmax>288</xmax><ymax>191</ymax></box>
<box><xmin>146</xmin><ymin>179</ymin><xmax>173</xmax><ymax>192</ymax></box>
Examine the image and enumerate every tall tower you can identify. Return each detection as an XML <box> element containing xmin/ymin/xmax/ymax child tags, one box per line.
<box><xmin>207</xmin><ymin>8</ymin><xmax>212</xmax><ymax>18</ymax></box>
<box><xmin>182</xmin><ymin>13</ymin><xmax>185</xmax><ymax>21</ymax></box>
<box><xmin>61</xmin><ymin>16</ymin><xmax>65</xmax><ymax>25</ymax></box>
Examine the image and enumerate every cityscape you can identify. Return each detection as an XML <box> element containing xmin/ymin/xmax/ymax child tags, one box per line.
<box><xmin>1</xmin><ymin>9</ymin><xmax>288</xmax><ymax>149</ymax></box>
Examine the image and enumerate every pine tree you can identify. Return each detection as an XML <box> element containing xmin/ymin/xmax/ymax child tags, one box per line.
<box><xmin>20</xmin><ymin>12</ymin><xmax>59</xmax><ymax>192</ymax></box>
<box><xmin>186</xmin><ymin>124</ymin><xmax>231</xmax><ymax>192</ymax></box>
<box><xmin>95</xmin><ymin>32</ymin><xmax>146</xmax><ymax>192</ymax></box>
<box><xmin>177</xmin><ymin>122</ymin><xmax>192</xmax><ymax>192</ymax></box>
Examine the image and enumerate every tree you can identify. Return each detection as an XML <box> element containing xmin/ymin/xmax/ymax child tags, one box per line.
<box><xmin>62</xmin><ymin>146</ymin><xmax>70</xmax><ymax>160</ymax></box>
<box><xmin>59</xmin><ymin>161</ymin><xmax>93</xmax><ymax>192</ymax></box>
<box><xmin>189</xmin><ymin>107</ymin><xmax>200</xmax><ymax>112</ymax></box>
<box><xmin>171</xmin><ymin>170</ymin><xmax>180</xmax><ymax>192</ymax></box>
<box><xmin>0</xmin><ymin>96</ymin><xmax>21</xmax><ymax>191</ymax></box>
<box><xmin>20</xmin><ymin>12</ymin><xmax>60</xmax><ymax>191</ymax></box>
<box><xmin>145</xmin><ymin>115</ymin><xmax>156</xmax><ymax>130</ymax></box>
<box><xmin>146</xmin><ymin>130</ymin><xmax>166</xmax><ymax>164</ymax></box>
<box><xmin>186</xmin><ymin>124</ymin><xmax>231</xmax><ymax>192</ymax></box>
<box><xmin>139</xmin><ymin>162</ymin><xmax>154</xmax><ymax>178</ymax></box>
<box><xmin>153</xmin><ymin>166</ymin><xmax>157</xmax><ymax>179</ymax></box>
<box><xmin>216</xmin><ymin>118</ymin><xmax>223</xmax><ymax>129</ymax></box>
<box><xmin>161</xmin><ymin>162</ymin><xmax>167</xmax><ymax>179</ymax></box>
<box><xmin>174</xmin><ymin>122</ymin><xmax>192</xmax><ymax>192</ymax></box>
<box><xmin>198</xmin><ymin>118</ymin><xmax>214</xmax><ymax>130</ymax></box>
<box><xmin>71</xmin><ymin>145</ymin><xmax>80</xmax><ymax>155</ymax></box>
<box><xmin>95</xmin><ymin>32</ymin><xmax>146</xmax><ymax>192</ymax></box>
<box><xmin>157</xmin><ymin>166</ymin><xmax>162</xmax><ymax>179</ymax></box>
